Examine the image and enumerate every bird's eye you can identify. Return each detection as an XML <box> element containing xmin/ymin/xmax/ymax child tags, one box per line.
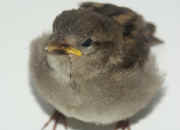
<box><xmin>81</xmin><ymin>38</ymin><xmax>93</xmax><ymax>47</ymax></box>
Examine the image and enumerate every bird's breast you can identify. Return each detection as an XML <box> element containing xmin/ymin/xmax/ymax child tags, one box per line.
<box><xmin>46</xmin><ymin>54</ymin><xmax>83</xmax><ymax>107</ymax></box>
<box><xmin>47</xmin><ymin>54</ymin><xmax>72</xmax><ymax>84</ymax></box>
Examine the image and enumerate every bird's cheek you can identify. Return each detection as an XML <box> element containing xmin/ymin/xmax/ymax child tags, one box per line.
<box><xmin>82</xmin><ymin>46</ymin><xmax>97</xmax><ymax>55</ymax></box>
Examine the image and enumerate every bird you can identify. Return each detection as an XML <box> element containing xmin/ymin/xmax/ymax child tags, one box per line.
<box><xmin>29</xmin><ymin>2</ymin><xmax>163</xmax><ymax>130</ymax></box>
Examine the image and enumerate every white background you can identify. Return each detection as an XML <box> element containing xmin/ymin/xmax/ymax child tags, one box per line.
<box><xmin>0</xmin><ymin>0</ymin><xmax>179</xmax><ymax>130</ymax></box>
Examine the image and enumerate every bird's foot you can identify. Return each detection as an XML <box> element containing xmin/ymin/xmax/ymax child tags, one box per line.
<box><xmin>115</xmin><ymin>120</ymin><xmax>131</xmax><ymax>130</ymax></box>
<box><xmin>41</xmin><ymin>111</ymin><xmax>67</xmax><ymax>130</ymax></box>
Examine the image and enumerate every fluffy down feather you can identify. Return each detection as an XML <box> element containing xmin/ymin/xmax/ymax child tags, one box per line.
<box><xmin>30</xmin><ymin>33</ymin><xmax>163</xmax><ymax>124</ymax></box>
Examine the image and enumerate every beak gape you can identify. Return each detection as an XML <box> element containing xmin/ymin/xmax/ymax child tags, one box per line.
<box><xmin>45</xmin><ymin>44</ymin><xmax>82</xmax><ymax>56</ymax></box>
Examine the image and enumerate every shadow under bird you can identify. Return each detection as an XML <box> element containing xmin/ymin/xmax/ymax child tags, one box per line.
<box><xmin>30</xmin><ymin>2</ymin><xmax>164</xmax><ymax>130</ymax></box>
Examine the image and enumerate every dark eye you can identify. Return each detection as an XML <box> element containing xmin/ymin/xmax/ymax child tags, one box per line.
<box><xmin>81</xmin><ymin>38</ymin><xmax>93</xmax><ymax>47</ymax></box>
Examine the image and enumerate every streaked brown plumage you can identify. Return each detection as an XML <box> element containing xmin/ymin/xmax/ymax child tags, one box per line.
<box><xmin>30</xmin><ymin>2</ymin><xmax>163</xmax><ymax>130</ymax></box>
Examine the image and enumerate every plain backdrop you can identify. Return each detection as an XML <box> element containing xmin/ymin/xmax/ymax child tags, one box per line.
<box><xmin>0</xmin><ymin>0</ymin><xmax>179</xmax><ymax>130</ymax></box>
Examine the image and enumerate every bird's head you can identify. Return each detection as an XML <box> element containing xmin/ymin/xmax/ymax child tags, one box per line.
<box><xmin>46</xmin><ymin>9</ymin><xmax>121</xmax><ymax>56</ymax></box>
<box><xmin>44</xmin><ymin>3</ymin><xmax>161</xmax><ymax>78</ymax></box>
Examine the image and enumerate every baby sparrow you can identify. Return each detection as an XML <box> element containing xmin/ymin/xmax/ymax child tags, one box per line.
<box><xmin>30</xmin><ymin>2</ymin><xmax>163</xmax><ymax>130</ymax></box>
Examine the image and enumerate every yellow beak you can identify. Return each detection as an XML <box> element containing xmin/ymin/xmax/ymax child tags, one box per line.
<box><xmin>45</xmin><ymin>44</ymin><xmax>82</xmax><ymax>56</ymax></box>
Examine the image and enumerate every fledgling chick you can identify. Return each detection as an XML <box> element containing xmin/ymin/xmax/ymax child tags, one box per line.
<box><xmin>30</xmin><ymin>2</ymin><xmax>163</xmax><ymax>130</ymax></box>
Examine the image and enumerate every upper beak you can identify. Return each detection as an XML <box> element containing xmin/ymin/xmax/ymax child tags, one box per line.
<box><xmin>45</xmin><ymin>44</ymin><xmax>82</xmax><ymax>56</ymax></box>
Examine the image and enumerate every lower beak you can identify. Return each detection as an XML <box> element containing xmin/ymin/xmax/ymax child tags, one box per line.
<box><xmin>45</xmin><ymin>44</ymin><xmax>82</xmax><ymax>56</ymax></box>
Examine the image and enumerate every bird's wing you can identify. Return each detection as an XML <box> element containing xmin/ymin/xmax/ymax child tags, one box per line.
<box><xmin>80</xmin><ymin>2</ymin><xmax>162</xmax><ymax>45</ymax></box>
